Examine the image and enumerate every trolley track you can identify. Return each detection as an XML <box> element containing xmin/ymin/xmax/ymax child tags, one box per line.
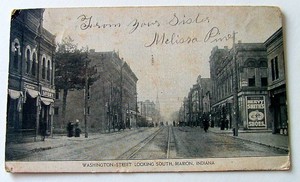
<box><xmin>117</xmin><ymin>126</ymin><xmax>176</xmax><ymax>160</ymax></box>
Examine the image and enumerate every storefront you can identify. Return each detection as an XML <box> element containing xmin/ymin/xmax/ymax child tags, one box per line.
<box><xmin>6</xmin><ymin>83</ymin><xmax>55</xmax><ymax>140</ymax></box>
<box><xmin>40</xmin><ymin>86</ymin><xmax>55</xmax><ymax>137</ymax></box>
<box><xmin>7</xmin><ymin>89</ymin><xmax>23</xmax><ymax>131</ymax></box>
<box><xmin>269</xmin><ymin>87</ymin><xmax>288</xmax><ymax>135</ymax></box>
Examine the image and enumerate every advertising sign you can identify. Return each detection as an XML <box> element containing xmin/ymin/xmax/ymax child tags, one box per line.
<box><xmin>246</xmin><ymin>96</ymin><xmax>267</xmax><ymax>129</ymax></box>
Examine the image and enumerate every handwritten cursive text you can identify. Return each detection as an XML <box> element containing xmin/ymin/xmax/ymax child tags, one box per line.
<box><xmin>144</xmin><ymin>32</ymin><xmax>200</xmax><ymax>47</ymax></box>
<box><xmin>128</xmin><ymin>19</ymin><xmax>160</xmax><ymax>34</ymax></box>
<box><xmin>204</xmin><ymin>27</ymin><xmax>237</xmax><ymax>43</ymax></box>
<box><xmin>77</xmin><ymin>14</ymin><xmax>121</xmax><ymax>30</ymax></box>
<box><xmin>168</xmin><ymin>13</ymin><xmax>210</xmax><ymax>26</ymax></box>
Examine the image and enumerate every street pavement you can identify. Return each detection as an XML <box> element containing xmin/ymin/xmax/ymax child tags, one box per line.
<box><xmin>5</xmin><ymin>126</ymin><xmax>289</xmax><ymax>160</ymax></box>
<box><xmin>209</xmin><ymin>127</ymin><xmax>289</xmax><ymax>152</ymax></box>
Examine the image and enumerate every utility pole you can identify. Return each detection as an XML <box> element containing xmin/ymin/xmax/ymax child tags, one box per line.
<box><xmin>84</xmin><ymin>56</ymin><xmax>89</xmax><ymax>138</ymax></box>
<box><xmin>120</xmin><ymin>63</ymin><xmax>124</xmax><ymax>130</ymax></box>
<box><xmin>135</xmin><ymin>92</ymin><xmax>138</xmax><ymax>128</ymax></box>
<box><xmin>232</xmin><ymin>31</ymin><xmax>239</xmax><ymax>136</ymax></box>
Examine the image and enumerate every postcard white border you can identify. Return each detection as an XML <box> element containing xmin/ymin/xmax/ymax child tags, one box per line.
<box><xmin>1</xmin><ymin>0</ymin><xmax>300</xmax><ymax>182</ymax></box>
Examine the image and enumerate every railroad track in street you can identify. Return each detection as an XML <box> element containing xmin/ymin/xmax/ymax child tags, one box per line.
<box><xmin>117</xmin><ymin>126</ymin><xmax>176</xmax><ymax>160</ymax></box>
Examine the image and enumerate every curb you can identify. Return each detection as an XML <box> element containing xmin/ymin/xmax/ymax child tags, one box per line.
<box><xmin>210</xmin><ymin>130</ymin><xmax>289</xmax><ymax>152</ymax></box>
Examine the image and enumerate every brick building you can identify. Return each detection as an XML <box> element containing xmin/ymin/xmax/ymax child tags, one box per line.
<box><xmin>264</xmin><ymin>27</ymin><xmax>288</xmax><ymax>135</ymax></box>
<box><xmin>137</xmin><ymin>99</ymin><xmax>160</xmax><ymax>127</ymax></box>
<box><xmin>53</xmin><ymin>50</ymin><xmax>138</xmax><ymax>133</ymax></box>
<box><xmin>179</xmin><ymin>75</ymin><xmax>211</xmax><ymax>127</ymax></box>
<box><xmin>7</xmin><ymin>9</ymin><xmax>56</xmax><ymax>140</ymax></box>
<box><xmin>209</xmin><ymin>43</ymin><xmax>271</xmax><ymax>130</ymax></box>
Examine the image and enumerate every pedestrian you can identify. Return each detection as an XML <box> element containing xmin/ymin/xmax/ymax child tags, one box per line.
<box><xmin>202</xmin><ymin>114</ymin><xmax>209</xmax><ymax>132</ymax></box>
<box><xmin>67</xmin><ymin>121</ymin><xmax>74</xmax><ymax>137</ymax></box>
<box><xmin>40</xmin><ymin>121</ymin><xmax>47</xmax><ymax>141</ymax></box>
<box><xmin>74</xmin><ymin>119</ymin><xmax>81</xmax><ymax>137</ymax></box>
<box><xmin>220</xmin><ymin>117</ymin><xmax>225</xmax><ymax>130</ymax></box>
<box><xmin>225</xmin><ymin>118</ymin><xmax>229</xmax><ymax>130</ymax></box>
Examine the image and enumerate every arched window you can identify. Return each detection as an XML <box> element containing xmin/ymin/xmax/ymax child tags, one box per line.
<box><xmin>42</xmin><ymin>58</ymin><xmax>46</xmax><ymax>79</ymax></box>
<box><xmin>47</xmin><ymin>60</ymin><xmax>51</xmax><ymax>81</ymax></box>
<box><xmin>26</xmin><ymin>49</ymin><xmax>31</xmax><ymax>74</ymax></box>
<box><xmin>13</xmin><ymin>43</ymin><xmax>19</xmax><ymax>69</ymax></box>
<box><xmin>258</xmin><ymin>59</ymin><xmax>268</xmax><ymax>68</ymax></box>
<box><xmin>32</xmin><ymin>52</ymin><xmax>36</xmax><ymax>76</ymax></box>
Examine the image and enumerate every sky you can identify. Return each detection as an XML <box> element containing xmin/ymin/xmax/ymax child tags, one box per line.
<box><xmin>43</xmin><ymin>6</ymin><xmax>281</xmax><ymax>121</ymax></box>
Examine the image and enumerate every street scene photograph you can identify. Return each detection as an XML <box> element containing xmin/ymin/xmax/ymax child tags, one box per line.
<box><xmin>5</xmin><ymin>6</ymin><xmax>289</xmax><ymax>172</ymax></box>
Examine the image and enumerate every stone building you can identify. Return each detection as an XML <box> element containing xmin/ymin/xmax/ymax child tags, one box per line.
<box><xmin>264</xmin><ymin>27</ymin><xmax>288</xmax><ymax>135</ymax></box>
<box><xmin>137</xmin><ymin>99</ymin><xmax>159</xmax><ymax>127</ymax></box>
<box><xmin>7</xmin><ymin>9</ymin><xmax>56</xmax><ymax>140</ymax></box>
<box><xmin>209</xmin><ymin>43</ymin><xmax>271</xmax><ymax>130</ymax></box>
<box><xmin>187</xmin><ymin>75</ymin><xmax>211</xmax><ymax>126</ymax></box>
<box><xmin>53</xmin><ymin>50</ymin><xmax>138</xmax><ymax>133</ymax></box>
<box><xmin>180</xmin><ymin>75</ymin><xmax>211</xmax><ymax>127</ymax></box>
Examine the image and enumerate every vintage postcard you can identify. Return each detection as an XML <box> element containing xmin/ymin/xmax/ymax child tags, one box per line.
<box><xmin>5</xmin><ymin>6</ymin><xmax>290</xmax><ymax>173</ymax></box>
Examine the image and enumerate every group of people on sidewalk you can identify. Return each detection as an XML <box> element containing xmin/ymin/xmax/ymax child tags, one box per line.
<box><xmin>67</xmin><ymin>119</ymin><xmax>82</xmax><ymax>137</ymax></box>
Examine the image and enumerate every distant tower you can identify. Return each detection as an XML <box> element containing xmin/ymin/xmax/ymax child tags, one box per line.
<box><xmin>155</xmin><ymin>91</ymin><xmax>160</xmax><ymax>122</ymax></box>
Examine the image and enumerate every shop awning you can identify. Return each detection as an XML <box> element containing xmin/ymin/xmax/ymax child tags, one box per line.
<box><xmin>26</xmin><ymin>89</ymin><xmax>39</xmax><ymax>98</ymax></box>
<box><xmin>41</xmin><ymin>97</ymin><xmax>54</xmax><ymax>105</ymax></box>
<box><xmin>8</xmin><ymin>89</ymin><xmax>22</xmax><ymax>100</ymax></box>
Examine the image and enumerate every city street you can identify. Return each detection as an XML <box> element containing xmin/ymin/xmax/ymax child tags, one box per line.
<box><xmin>6</xmin><ymin>126</ymin><xmax>288</xmax><ymax>161</ymax></box>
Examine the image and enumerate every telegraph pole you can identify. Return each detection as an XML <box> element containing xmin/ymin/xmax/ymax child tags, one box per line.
<box><xmin>232</xmin><ymin>31</ymin><xmax>239</xmax><ymax>136</ymax></box>
<box><xmin>84</xmin><ymin>56</ymin><xmax>89</xmax><ymax>138</ymax></box>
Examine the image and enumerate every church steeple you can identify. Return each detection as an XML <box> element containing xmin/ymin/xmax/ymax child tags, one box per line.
<box><xmin>155</xmin><ymin>91</ymin><xmax>160</xmax><ymax>116</ymax></box>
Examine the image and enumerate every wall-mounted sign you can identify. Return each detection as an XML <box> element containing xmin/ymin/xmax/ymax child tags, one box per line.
<box><xmin>41</xmin><ymin>87</ymin><xmax>55</xmax><ymax>98</ymax></box>
<box><xmin>24</xmin><ymin>83</ymin><xmax>39</xmax><ymax>91</ymax></box>
<box><xmin>246</xmin><ymin>96</ymin><xmax>267</xmax><ymax>129</ymax></box>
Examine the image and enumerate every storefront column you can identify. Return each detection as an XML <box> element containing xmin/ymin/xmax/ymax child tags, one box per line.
<box><xmin>50</xmin><ymin>104</ymin><xmax>54</xmax><ymax>137</ymax></box>
<box><xmin>35</xmin><ymin>97</ymin><xmax>40</xmax><ymax>142</ymax></box>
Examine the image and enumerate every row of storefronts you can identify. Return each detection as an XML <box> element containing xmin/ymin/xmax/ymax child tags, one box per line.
<box><xmin>209</xmin><ymin>27</ymin><xmax>287</xmax><ymax>134</ymax></box>
<box><xmin>7</xmin><ymin>9</ymin><xmax>56</xmax><ymax>141</ymax></box>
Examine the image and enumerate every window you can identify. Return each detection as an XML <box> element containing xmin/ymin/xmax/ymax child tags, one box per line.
<box><xmin>32</xmin><ymin>53</ymin><xmax>36</xmax><ymax>76</ymax></box>
<box><xmin>26</xmin><ymin>49</ymin><xmax>31</xmax><ymax>74</ymax></box>
<box><xmin>261</xmin><ymin>77</ymin><xmax>268</xmax><ymax>86</ymax></box>
<box><xmin>87</xmin><ymin>107</ymin><xmax>90</xmax><ymax>115</ymax></box>
<box><xmin>55</xmin><ymin>90</ymin><xmax>60</xmax><ymax>99</ymax></box>
<box><xmin>54</xmin><ymin>107</ymin><xmax>59</xmax><ymax>115</ymax></box>
<box><xmin>47</xmin><ymin>60</ymin><xmax>51</xmax><ymax>81</ymax></box>
<box><xmin>42</xmin><ymin>58</ymin><xmax>46</xmax><ymax>79</ymax></box>
<box><xmin>275</xmin><ymin>57</ymin><xmax>279</xmax><ymax>80</ymax></box>
<box><xmin>13</xmin><ymin>43</ymin><xmax>19</xmax><ymax>69</ymax></box>
<box><xmin>248</xmin><ymin>76</ymin><xmax>255</xmax><ymax>87</ymax></box>
<box><xmin>248</xmin><ymin>68</ymin><xmax>255</xmax><ymax>87</ymax></box>
<box><xmin>271</xmin><ymin>56</ymin><xmax>279</xmax><ymax>81</ymax></box>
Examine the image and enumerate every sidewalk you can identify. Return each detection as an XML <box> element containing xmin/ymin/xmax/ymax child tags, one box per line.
<box><xmin>209</xmin><ymin>127</ymin><xmax>289</xmax><ymax>152</ymax></box>
<box><xmin>5</xmin><ymin>129</ymin><xmax>134</xmax><ymax>160</ymax></box>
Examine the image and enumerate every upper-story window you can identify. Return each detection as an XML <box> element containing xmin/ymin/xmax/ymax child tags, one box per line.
<box><xmin>248</xmin><ymin>68</ymin><xmax>255</xmax><ymax>87</ymax></box>
<box><xmin>42</xmin><ymin>58</ymin><xmax>46</xmax><ymax>79</ymax></box>
<box><xmin>261</xmin><ymin>77</ymin><xmax>268</xmax><ymax>87</ymax></box>
<box><xmin>47</xmin><ymin>60</ymin><xmax>51</xmax><ymax>81</ymax></box>
<box><xmin>260</xmin><ymin>68</ymin><xmax>268</xmax><ymax>87</ymax></box>
<box><xmin>271</xmin><ymin>56</ymin><xmax>279</xmax><ymax>81</ymax></box>
<box><xmin>13</xmin><ymin>43</ymin><xmax>19</xmax><ymax>69</ymax></box>
<box><xmin>32</xmin><ymin>52</ymin><xmax>37</xmax><ymax>76</ymax></box>
<box><xmin>55</xmin><ymin>89</ymin><xmax>60</xmax><ymax>99</ymax></box>
<box><xmin>26</xmin><ymin>49</ymin><xmax>31</xmax><ymax>74</ymax></box>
